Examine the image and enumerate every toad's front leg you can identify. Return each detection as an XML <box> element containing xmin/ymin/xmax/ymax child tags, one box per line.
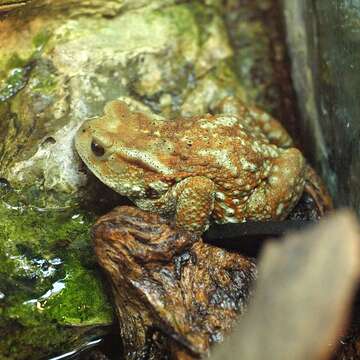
<box><xmin>173</xmin><ymin>177</ymin><xmax>216</xmax><ymax>234</ymax></box>
<box><xmin>134</xmin><ymin>177</ymin><xmax>216</xmax><ymax>234</ymax></box>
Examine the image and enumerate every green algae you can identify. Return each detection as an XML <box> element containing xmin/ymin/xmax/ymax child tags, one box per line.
<box><xmin>32</xmin><ymin>29</ymin><xmax>51</xmax><ymax>50</ymax></box>
<box><xmin>0</xmin><ymin>187</ymin><xmax>114</xmax><ymax>359</ymax></box>
<box><xmin>0</xmin><ymin>62</ymin><xmax>33</xmax><ymax>102</ymax></box>
<box><xmin>0</xmin><ymin>29</ymin><xmax>51</xmax><ymax>102</ymax></box>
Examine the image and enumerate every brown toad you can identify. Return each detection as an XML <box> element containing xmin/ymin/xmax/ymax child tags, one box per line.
<box><xmin>75</xmin><ymin>97</ymin><xmax>326</xmax><ymax>233</ymax></box>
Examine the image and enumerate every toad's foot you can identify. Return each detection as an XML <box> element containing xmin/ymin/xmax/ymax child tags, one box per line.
<box><xmin>242</xmin><ymin>148</ymin><xmax>306</xmax><ymax>221</ymax></box>
<box><xmin>304</xmin><ymin>165</ymin><xmax>333</xmax><ymax>217</ymax></box>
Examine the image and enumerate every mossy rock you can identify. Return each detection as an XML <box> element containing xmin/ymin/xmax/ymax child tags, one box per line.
<box><xmin>0</xmin><ymin>186</ymin><xmax>114</xmax><ymax>360</ymax></box>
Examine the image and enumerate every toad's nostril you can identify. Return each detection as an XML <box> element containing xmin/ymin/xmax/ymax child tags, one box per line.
<box><xmin>91</xmin><ymin>140</ymin><xmax>105</xmax><ymax>157</ymax></box>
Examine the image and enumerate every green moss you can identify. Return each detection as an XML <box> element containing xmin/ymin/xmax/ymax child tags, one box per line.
<box><xmin>0</xmin><ymin>188</ymin><xmax>114</xmax><ymax>359</ymax></box>
<box><xmin>0</xmin><ymin>62</ymin><xmax>33</xmax><ymax>102</ymax></box>
<box><xmin>44</xmin><ymin>262</ymin><xmax>113</xmax><ymax>326</ymax></box>
<box><xmin>184</xmin><ymin>2</ymin><xmax>216</xmax><ymax>45</ymax></box>
<box><xmin>32</xmin><ymin>30</ymin><xmax>51</xmax><ymax>50</ymax></box>
<box><xmin>155</xmin><ymin>3</ymin><xmax>199</xmax><ymax>41</ymax></box>
<box><xmin>0</xmin><ymin>29</ymin><xmax>53</xmax><ymax>102</ymax></box>
<box><xmin>0</xmin><ymin>313</ymin><xmax>109</xmax><ymax>360</ymax></box>
<box><xmin>5</xmin><ymin>53</ymin><xmax>28</xmax><ymax>70</ymax></box>
<box><xmin>30</xmin><ymin>60</ymin><xmax>58</xmax><ymax>95</ymax></box>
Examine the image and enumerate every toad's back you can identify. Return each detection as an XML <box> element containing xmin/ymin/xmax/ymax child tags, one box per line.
<box><xmin>152</xmin><ymin>113</ymin><xmax>281</xmax><ymax>192</ymax></box>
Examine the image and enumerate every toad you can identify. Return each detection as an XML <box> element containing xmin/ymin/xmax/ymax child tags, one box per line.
<box><xmin>75</xmin><ymin>97</ymin><xmax>331</xmax><ymax>233</ymax></box>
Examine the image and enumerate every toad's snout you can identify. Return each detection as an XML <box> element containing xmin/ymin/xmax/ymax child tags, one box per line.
<box><xmin>74</xmin><ymin>120</ymin><xmax>94</xmax><ymax>159</ymax></box>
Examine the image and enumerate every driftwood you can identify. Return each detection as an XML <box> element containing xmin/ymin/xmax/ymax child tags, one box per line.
<box><xmin>93</xmin><ymin>206</ymin><xmax>256</xmax><ymax>360</ymax></box>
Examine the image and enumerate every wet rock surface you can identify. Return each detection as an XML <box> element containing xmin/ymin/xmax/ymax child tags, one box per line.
<box><xmin>0</xmin><ymin>187</ymin><xmax>114</xmax><ymax>360</ymax></box>
<box><xmin>92</xmin><ymin>206</ymin><xmax>256</xmax><ymax>360</ymax></box>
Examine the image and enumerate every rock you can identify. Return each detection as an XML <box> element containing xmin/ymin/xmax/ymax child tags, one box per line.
<box><xmin>282</xmin><ymin>0</ymin><xmax>360</xmax><ymax>217</ymax></box>
<box><xmin>211</xmin><ymin>210</ymin><xmax>360</xmax><ymax>360</ymax></box>
<box><xmin>92</xmin><ymin>206</ymin><xmax>256</xmax><ymax>359</ymax></box>
<box><xmin>222</xmin><ymin>0</ymin><xmax>299</xmax><ymax>137</ymax></box>
<box><xmin>0</xmin><ymin>187</ymin><xmax>114</xmax><ymax>360</ymax></box>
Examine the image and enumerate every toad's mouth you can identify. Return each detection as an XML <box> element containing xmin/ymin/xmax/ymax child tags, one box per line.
<box><xmin>76</xmin><ymin>154</ymin><xmax>146</xmax><ymax>198</ymax></box>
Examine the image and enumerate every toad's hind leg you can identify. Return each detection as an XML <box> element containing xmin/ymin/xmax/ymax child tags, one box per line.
<box><xmin>217</xmin><ymin>97</ymin><xmax>333</xmax><ymax>216</ymax></box>
<box><xmin>243</xmin><ymin>148</ymin><xmax>306</xmax><ymax>221</ymax></box>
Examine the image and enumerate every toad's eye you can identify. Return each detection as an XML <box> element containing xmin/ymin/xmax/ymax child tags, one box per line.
<box><xmin>91</xmin><ymin>140</ymin><xmax>105</xmax><ymax>157</ymax></box>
